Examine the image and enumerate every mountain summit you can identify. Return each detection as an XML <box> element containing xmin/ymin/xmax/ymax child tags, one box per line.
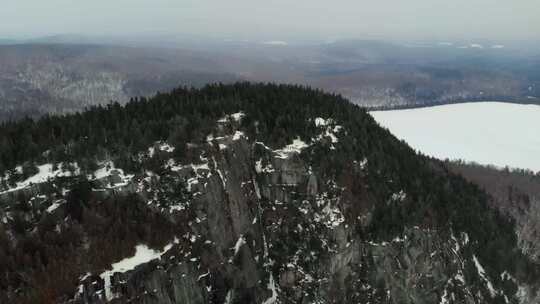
<box><xmin>0</xmin><ymin>83</ymin><xmax>538</xmax><ymax>303</ymax></box>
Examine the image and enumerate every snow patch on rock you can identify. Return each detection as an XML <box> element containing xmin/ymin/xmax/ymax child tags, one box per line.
<box><xmin>218</xmin><ymin>112</ymin><xmax>245</xmax><ymax>123</ymax></box>
<box><xmin>262</xmin><ymin>273</ymin><xmax>279</xmax><ymax>304</ymax></box>
<box><xmin>1</xmin><ymin>163</ymin><xmax>80</xmax><ymax>194</ymax></box>
<box><xmin>472</xmin><ymin>255</ymin><xmax>497</xmax><ymax>297</ymax></box>
<box><xmin>274</xmin><ymin>138</ymin><xmax>309</xmax><ymax>159</ymax></box>
<box><xmin>46</xmin><ymin>201</ymin><xmax>63</xmax><ymax>213</ymax></box>
<box><xmin>232</xmin><ymin>235</ymin><xmax>246</xmax><ymax>256</ymax></box>
<box><xmin>148</xmin><ymin>142</ymin><xmax>175</xmax><ymax>157</ymax></box>
<box><xmin>100</xmin><ymin>240</ymin><xmax>177</xmax><ymax>300</ymax></box>
<box><xmin>313</xmin><ymin>117</ymin><xmax>343</xmax><ymax>149</ymax></box>
<box><xmin>91</xmin><ymin>161</ymin><xmax>133</xmax><ymax>188</ymax></box>
<box><xmin>391</xmin><ymin>190</ymin><xmax>407</xmax><ymax>202</ymax></box>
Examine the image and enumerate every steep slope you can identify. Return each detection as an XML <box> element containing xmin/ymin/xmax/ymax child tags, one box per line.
<box><xmin>0</xmin><ymin>83</ymin><xmax>539</xmax><ymax>303</ymax></box>
<box><xmin>447</xmin><ymin>162</ymin><xmax>540</xmax><ymax>263</ymax></box>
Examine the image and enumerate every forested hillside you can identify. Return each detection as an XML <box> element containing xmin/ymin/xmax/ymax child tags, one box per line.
<box><xmin>0</xmin><ymin>44</ymin><xmax>239</xmax><ymax>121</ymax></box>
<box><xmin>448</xmin><ymin>161</ymin><xmax>540</xmax><ymax>263</ymax></box>
<box><xmin>0</xmin><ymin>83</ymin><xmax>539</xmax><ymax>303</ymax></box>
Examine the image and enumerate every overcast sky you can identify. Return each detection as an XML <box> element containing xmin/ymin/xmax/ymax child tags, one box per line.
<box><xmin>2</xmin><ymin>0</ymin><xmax>539</xmax><ymax>42</ymax></box>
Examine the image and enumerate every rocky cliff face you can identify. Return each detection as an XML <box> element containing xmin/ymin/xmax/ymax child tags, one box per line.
<box><xmin>66</xmin><ymin>120</ymin><xmax>496</xmax><ymax>304</ymax></box>
<box><xmin>0</xmin><ymin>114</ymin><xmax>534</xmax><ymax>304</ymax></box>
<box><xmin>1</xmin><ymin>84</ymin><xmax>539</xmax><ymax>303</ymax></box>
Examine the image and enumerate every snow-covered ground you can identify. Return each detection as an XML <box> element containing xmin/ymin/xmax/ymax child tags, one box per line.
<box><xmin>0</xmin><ymin>163</ymin><xmax>79</xmax><ymax>194</ymax></box>
<box><xmin>99</xmin><ymin>240</ymin><xmax>176</xmax><ymax>300</ymax></box>
<box><xmin>371</xmin><ymin>102</ymin><xmax>540</xmax><ymax>172</ymax></box>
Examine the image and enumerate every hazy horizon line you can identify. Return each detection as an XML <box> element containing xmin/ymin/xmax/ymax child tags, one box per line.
<box><xmin>1</xmin><ymin>32</ymin><xmax>536</xmax><ymax>48</ymax></box>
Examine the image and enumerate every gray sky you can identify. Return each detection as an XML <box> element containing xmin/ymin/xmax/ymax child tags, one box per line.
<box><xmin>2</xmin><ymin>0</ymin><xmax>539</xmax><ymax>42</ymax></box>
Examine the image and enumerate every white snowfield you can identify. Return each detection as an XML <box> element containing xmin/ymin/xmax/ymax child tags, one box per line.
<box><xmin>371</xmin><ymin>102</ymin><xmax>540</xmax><ymax>172</ymax></box>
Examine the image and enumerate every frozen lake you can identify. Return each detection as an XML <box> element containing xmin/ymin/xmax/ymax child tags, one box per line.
<box><xmin>371</xmin><ymin>102</ymin><xmax>540</xmax><ymax>172</ymax></box>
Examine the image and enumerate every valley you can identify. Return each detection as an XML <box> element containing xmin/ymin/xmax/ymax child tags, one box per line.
<box><xmin>1</xmin><ymin>40</ymin><xmax>539</xmax><ymax>121</ymax></box>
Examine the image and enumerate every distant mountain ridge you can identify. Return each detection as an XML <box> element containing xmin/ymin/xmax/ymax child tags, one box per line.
<box><xmin>0</xmin><ymin>43</ymin><xmax>241</xmax><ymax>121</ymax></box>
<box><xmin>0</xmin><ymin>40</ymin><xmax>539</xmax><ymax>121</ymax></box>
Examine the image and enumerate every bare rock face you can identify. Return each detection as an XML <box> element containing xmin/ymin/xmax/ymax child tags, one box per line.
<box><xmin>61</xmin><ymin>120</ymin><xmax>530</xmax><ymax>304</ymax></box>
